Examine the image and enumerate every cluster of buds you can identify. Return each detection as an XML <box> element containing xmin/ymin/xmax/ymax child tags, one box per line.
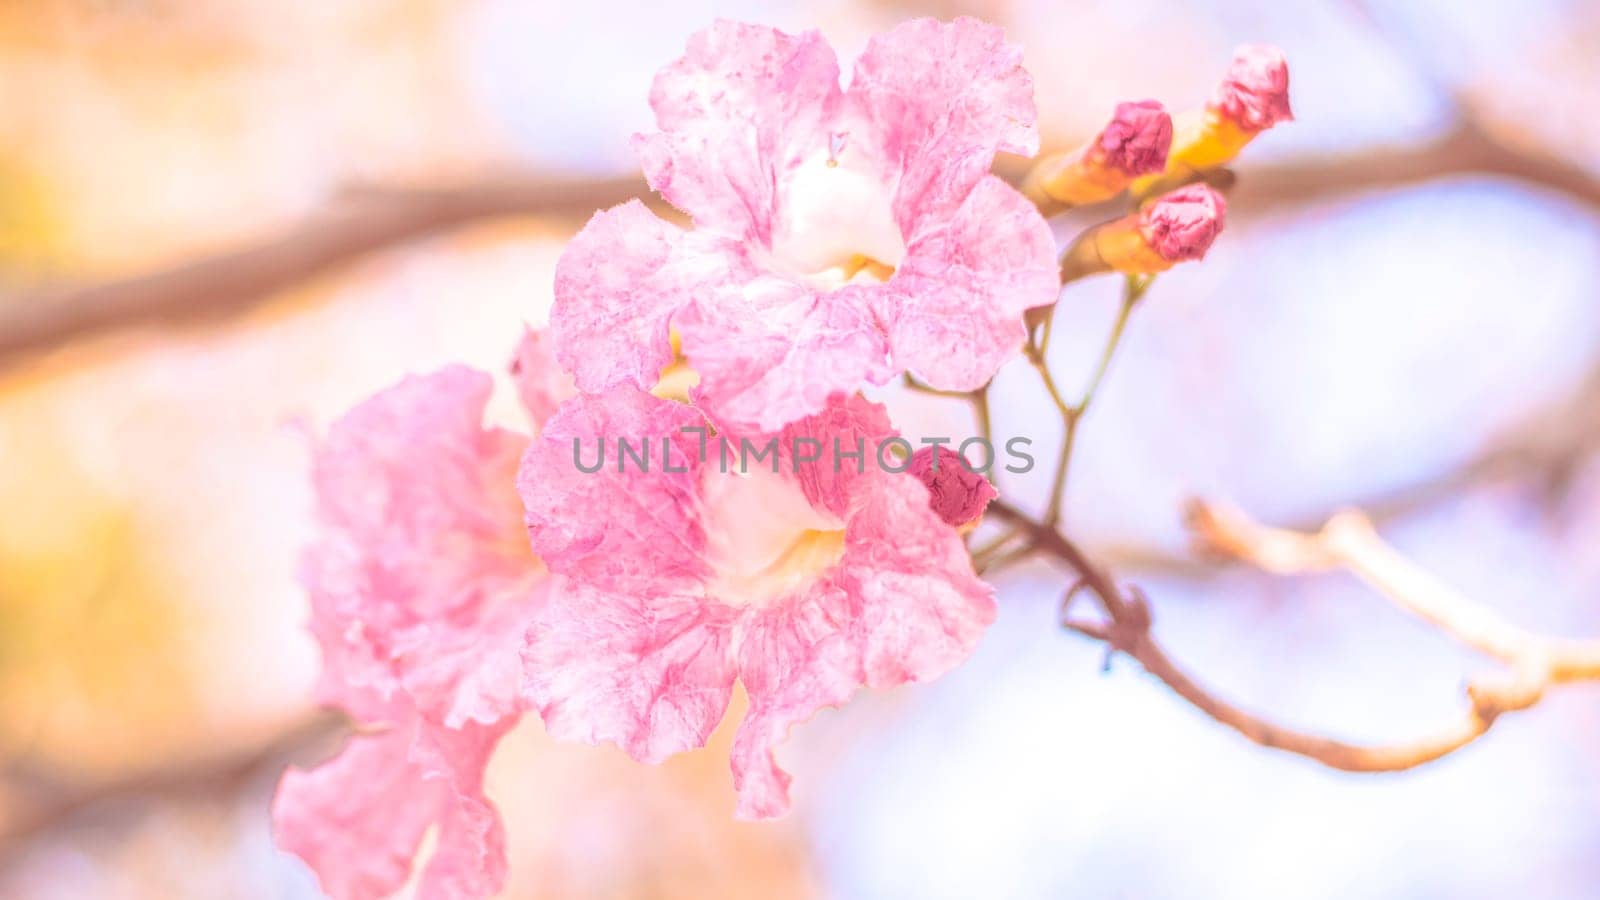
<box><xmin>1029</xmin><ymin>44</ymin><xmax>1289</xmax><ymax>281</ymax></box>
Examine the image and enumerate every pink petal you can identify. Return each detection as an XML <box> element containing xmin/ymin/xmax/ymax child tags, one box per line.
<box><xmin>634</xmin><ymin>20</ymin><xmax>841</xmax><ymax>241</ymax></box>
<box><xmin>677</xmin><ymin>272</ymin><xmax>892</xmax><ymax>435</ymax></box>
<box><xmin>273</xmin><ymin>716</ymin><xmax>509</xmax><ymax>900</ymax></box>
<box><xmin>275</xmin><ymin>731</ymin><xmax>435</xmax><ymax>900</ymax></box>
<box><xmin>882</xmin><ymin>174</ymin><xmax>1059</xmax><ymax>391</ymax></box>
<box><xmin>522</xmin><ymin>577</ymin><xmax>740</xmax><ymax>763</ymax></box>
<box><xmin>549</xmin><ymin>200</ymin><xmax>690</xmax><ymax>394</ymax></box>
<box><xmin>508</xmin><ymin>327</ymin><xmax>575</xmax><ymax>429</ymax></box>
<box><xmin>837</xmin><ymin>474</ymin><xmax>995</xmax><ymax>685</ymax></box>
<box><xmin>730</xmin><ymin>628</ymin><xmax>860</xmax><ymax>820</ymax></box>
<box><xmin>730</xmin><ymin>471</ymin><xmax>995</xmax><ymax>819</ymax></box>
<box><xmin>518</xmin><ymin>389</ymin><xmax>709</xmax><ymax>588</ymax></box>
<box><xmin>301</xmin><ymin>367</ymin><xmax>542</xmax><ymax>727</ymax></box>
<box><xmin>783</xmin><ymin>392</ymin><xmax>896</xmax><ymax>519</ymax></box>
<box><xmin>408</xmin><ymin>720</ymin><xmax>513</xmax><ymax>900</ymax></box>
<box><xmin>393</xmin><ymin>580</ymin><xmax>549</xmax><ymax>729</ymax></box>
<box><xmin>518</xmin><ymin>389</ymin><xmax>742</xmax><ymax>761</ymax></box>
<box><xmin>308</xmin><ymin>368</ymin><xmax>525</xmax><ymax>586</ymax></box>
<box><xmin>847</xmin><ymin>17</ymin><xmax>1038</xmax><ymax>229</ymax></box>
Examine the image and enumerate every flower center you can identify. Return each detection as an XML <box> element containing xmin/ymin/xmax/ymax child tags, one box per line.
<box><xmin>699</xmin><ymin>463</ymin><xmax>846</xmax><ymax>608</ymax></box>
<box><xmin>651</xmin><ymin>330</ymin><xmax>699</xmax><ymax>403</ymax></box>
<box><xmin>769</xmin><ymin>138</ymin><xmax>905</xmax><ymax>290</ymax></box>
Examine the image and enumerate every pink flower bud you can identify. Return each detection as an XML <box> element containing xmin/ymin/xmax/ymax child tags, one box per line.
<box><xmin>1140</xmin><ymin>184</ymin><xmax>1227</xmax><ymax>262</ymax></box>
<box><xmin>1096</xmin><ymin>100</ymin><xmax>1173</xmax><ymax>175</ymax></box>
<box><xmin>908</xmin><ymin>447</ymin><xmax>998</xmax><ymax>528</ymax></box>
<box><xmin>1212</xmin><ymin>44</ymin><xmax>1293</xmax><ymax>132</ymax></box>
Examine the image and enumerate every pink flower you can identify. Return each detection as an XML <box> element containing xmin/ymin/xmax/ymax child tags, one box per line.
<box><xmin>907</xmin><ymin>446</ymin><xmax>998</xmax><ymax>527</ymax></box>
<box><xmin>275</xmin><ymin>359</ymin><xmax>568</xmax><ymax>900</ymax></box>
<box><xmin>517</xmin><ymin>389</ymin><xmax>995</xmax><ymax>819</ymax></box>
<box><xmin>1096</xmin><ymin>100</ymin><xmax>1173</xmax><ymax>175</ymax></box>
<box><xmin>1212</xmin><ymin>44</ymin><xmax>1293</xmax><ymax>132</ymax></box>
<box><xmin>552</xmin><ymin>18</ymin><xmax>1058</xmax><ymax>433</ymax></box>
<box><xmin>1140</xmin><ymin>184</ymin><xmax>1227</xmax><ymax>262</ymax></box>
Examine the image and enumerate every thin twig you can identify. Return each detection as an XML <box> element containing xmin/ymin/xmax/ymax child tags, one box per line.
<box><xmin>903</xmin><ymin>373</ymin><xmax>974</xmax><ymax>399</ymax></box>
<box><xmin>1025</xmin><ymin>345</ymin><xmax>1076</xmax><ymax>524</ymax></box>
<box><xmin>972</xmin><ymin>383</ymin><xmax>993</xmax><ymax>450</ymax></box>
<box><xmin>1060</xmin><ymin>616</ymin><xmax>1544</xmax><ymax>770</ymax></box>
<box><xmin>1075</xmin><ymin>276</ymin><xmax>1146</xmax><ymax>416</ymax></box>
<box><xmin>968</xmin><ymin>525</ymin><xmax>1020</xmax><ymax>562</ymax></box>
<box><xmin>973</xmin><ymin>534</ymin><xmax>1035</xmax><ymax>575</ymax></box>
<box><xmin>1035</xmin><ymin>275</ymin><xmax>1146</xmax><ymax>526</ymax></box>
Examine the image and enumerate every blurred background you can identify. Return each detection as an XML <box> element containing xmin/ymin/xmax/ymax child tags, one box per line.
<box><xmin>2</xmin><ymin>0</ymin><xmax>1599</xmax><ymax>897</ymax></box>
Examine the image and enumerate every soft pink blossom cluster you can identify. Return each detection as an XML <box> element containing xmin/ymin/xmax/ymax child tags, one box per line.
<box><xmin>272</xmin><ymin>18</ymin><xmax>1288</xmax><ymax>900</ymax></box>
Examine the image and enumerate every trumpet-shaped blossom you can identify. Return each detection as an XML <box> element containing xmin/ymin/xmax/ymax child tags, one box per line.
<box><xmin>275</xmin><ymin>362</ymin><xmax>564</xmax><ymax>900</ymax></box>
<box><xmin>552</xmin><ymin>17</ymin><xmax>1059</xmax><ymax>433</ymax></box>
<box><xmin>518</xmin><ymin>389</ymin><xmax>995</xmax><ymax>818</ymax></box>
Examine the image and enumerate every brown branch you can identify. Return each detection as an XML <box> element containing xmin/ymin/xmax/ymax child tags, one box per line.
<box><xmin>985</xmin><ymin>499</ymin><xmax>1589</xmax><ymax>772</ymax></box>
<box><xmin>7</xmin><ymin>114</ymin><xmax>1600</xmax><ymax>369</ymax></box>
<box><xmin>0</xmin><ymin>175</ymin><xmax>649</xmax><ymax>366</ymax></box>
<box><xmin>1229</xmin><ymin>119</ymin><xmax>1600</xmax><ymax>215</ymax></box>
<box><xmin>0</xmin><ymin>710</ymin><xmax>346</xmax><ymax>849</ymax></box>
<box><xmin>1062</xmin><ymin>616</ymin><xmax>1540</xmax><ymax>771</ymax></box>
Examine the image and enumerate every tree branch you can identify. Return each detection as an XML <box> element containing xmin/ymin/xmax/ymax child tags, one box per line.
<box><xmin>0</xmin><ymin>175</ymin><xmax>649</xmax><ymax>366</ymax></box>
<box><xmin>1228</xmin><ymin>119</ymin><xmax>1600</xmax><ymax>215</ymax></box>
<box><xmin>1061</xmin><ymin>615</ymin><xmax>1538</xmax><ymax>772</ymax></box>
<box><xmin>0</xmin><ymin>711</ymin><xmax>346</xmax><ymax>849</ymax></box>
<box><xmin>985</xmin><ymin>499</ymin><xmax>1595</xmax><ymax>773</ymax></box>
<box><xmin>7</xmin><ymin>116</ymin><xmax>1600</xmax><ymax>368</ymax></box>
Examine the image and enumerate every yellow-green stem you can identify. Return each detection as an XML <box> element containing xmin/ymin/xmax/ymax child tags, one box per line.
<box><xmin>1040</xmin><ymin>275</ymin><xmax>1150</xmax><ymax>525</ymax></box>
